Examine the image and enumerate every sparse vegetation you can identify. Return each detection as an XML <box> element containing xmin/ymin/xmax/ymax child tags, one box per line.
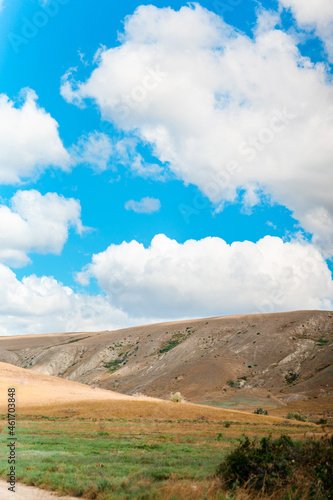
<box><xmin>316</xmin><ymin>338</ymin><xmax>328</xmax><ymax>345</ymax></box>
<box><xmin>103</xmin><ymin>358</ymin><xmax>123</xmax><ymax>372</ymax></box>
<box><xmin>159</xmin><ymin>331</ymin><xmax>189</xmax><ymax>353</ymax></box>
<box><xmin>104</xmin><ymin>345</ymin><xmax>133</xmax><ymax>372</ymax></box>
<box><xmin>227</xmin><ymin>379</ymin><xmax>236</xmax><ymax>388</ymax></box>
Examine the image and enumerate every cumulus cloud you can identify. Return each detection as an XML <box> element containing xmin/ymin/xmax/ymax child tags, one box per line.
<box><xmin>79</xmin><ymin>235</ymin><xmax>333</xmax><ymax>320</ymax></box>
<box><xmin>70</xmin><ymin>131</ymin><xmax>113</xmax><ymax>172</ymax></box>
<box><xmin>0</xmin><ymin>264</ymin><xmax>145</xmax><ymax>336</ymax></box>
<box><xmin>279</xmin><ymin>0</ymin><xmax>333</xmax><ymax>62</ymax></box>
<box><xmin>61</xmin><ymin>4</ymin><xmax>333</xmax><ymax>255</ymax></box>
<box><xmin>0</xmin><ymin>190</ymin><xmax>84</xmax><ymax>267</ymax></box>
<box><xmin>2</xmin><ymin>233</ymin><xmax>332</xmax><ymax>336</ymax></box>
<box><xmin>125</xmin><ymin>197</ymin><xmax>161</xmax><ymax>214</ymax></box>
<box><xmin>0</xmin><ymin>89</ymin><xmax>70</xmax><ymax>184</ymax></box>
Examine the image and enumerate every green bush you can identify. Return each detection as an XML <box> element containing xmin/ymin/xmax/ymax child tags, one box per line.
<box><xmin>216</xmin><ymin>435</ymin><xmax>333</xmax><ymax>497</ymax></box>
<box><xmin>285</xmin><ymin>370</ymin><xmax>299</xmax><ymax>384</ymax></box>
<box><xmin>286</xmin><ymin>411</ymin><xmax>308</xmax><ymax>422</ymax></box>
<box><xmin>253</xmin><ymin>408</ymin><xmax>268</xmax><ymax>415</ymax></box>
<box><xmin>159</xmin><ymin>332</ymin><xmax>187</xmax><ymax>353</ymax></box>
<box><xmin>227</xmin><ymin>380</ymin><xmax>236</xmax><ymax>387</ymax></box>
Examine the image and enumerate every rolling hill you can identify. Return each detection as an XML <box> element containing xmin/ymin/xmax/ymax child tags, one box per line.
<box><xmin>0</xmin><ymin>361</ymin><xmax>289</xmax><ymax>423</ymax></box>
<box><xmin>0</xmin><ymin>310</ymin><xmax>332</xmax><ymax>418</ymax></box>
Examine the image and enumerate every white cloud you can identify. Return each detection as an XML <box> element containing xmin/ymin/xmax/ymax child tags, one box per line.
<box><xmin>79</xmin><ymin>234</ymin><xmax>333</xmax><ymax>320</ymax></box>
<box><xmin>0</xmin><ymin>89</ymin><xmax>70</xmax><ymax>184</ymax></box>
<box><xmin>0</xmin><ymin>190</ymin><xmax>84</xmax><ymax>267</ymax></box>
<box><xmin>69</xmin><ymin>132</ymin><xmax>167</xmax><ymax>180</ymax></box>
<box><xmin>125</xmin><ymin>197</ymin><xmax>161</xmax><ymax>214</ymax></box>
<box><xmin>61</xmin><ymin>4</ymin><xmax>333</xmax><ymax>255</ymax></box>
<box><xmin>0</xmin><ymin>264</ymin><xmax>144</xmax><ymax>336</ymax></box>
<box><xmin>2</xmin><ymin>233</ymin><xmax>332</xmax><ymax>336</ymax></box>
<box><xmin>279</xmin><ymin>0</ymin><xmax>333</xmax><ymax>61</ymax></box>
<box><xmin>70</xmin><ymin>131</ymin><xmax>113</xmax><ymax>172</ymax></box>
<box><xmin>129</xmin><ymin>152</ymin><xmax>167</xmax><ymax>180</ymax></box>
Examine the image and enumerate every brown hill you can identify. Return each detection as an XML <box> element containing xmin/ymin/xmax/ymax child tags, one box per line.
<box><xmin>0</xmin><ymin>310</ymin><xmax>332</xmax><ymax>418</ymax></box>
<box><xmin>0</xmin><ymin>361</ymin><xmax>288</xmax><ymax>423</ymax></box>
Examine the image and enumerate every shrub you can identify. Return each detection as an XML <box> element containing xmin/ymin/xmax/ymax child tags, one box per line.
<box><xmin>227</xmin><ymin>379</ymin><xmax>243</xmax><ymax>389</ymax></box>
<box><xmin>285</xmin><ymin>370</ymin><xmax>299</xmax><ymax>384</ymax></box>
<box><xmin>286</xmin><ymin>411</ymin><xmax>308</xmax><ymax>422</ymax></box>
<box><xmin>216</xmin><ymin>435</ymin><xmax>333</xmax><ymax>497</ymax></box>
<box><xmin>253</xmin><ymin>408</ymin><xmax>268</xmax><ymax>415</ymax></box>
<box><xmin>171</xmin><ymin>392</ymin><xmax>182</xmax><ymax>403</ymax></box>
<box><xmin>159</xmin><ymin>332</ymin><xmax>188</xmax><ymax>353</ymax></box>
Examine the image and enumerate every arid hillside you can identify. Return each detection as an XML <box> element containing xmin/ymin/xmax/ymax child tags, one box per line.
<box><xmin>0</xmin><ymin>310</ymin><xmax>332</xmax><ymax>416</ymax></box>
<box><xmin>0</xmin><ymin>361</ymin><xmax>288</xmax><ymax>423</ymax></box>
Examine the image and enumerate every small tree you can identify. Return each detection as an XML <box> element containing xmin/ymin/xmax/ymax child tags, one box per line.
<box><xmin>171</xmin><ymin>392</ymin><xmax>182</xmax><ymax>403</ymax></box>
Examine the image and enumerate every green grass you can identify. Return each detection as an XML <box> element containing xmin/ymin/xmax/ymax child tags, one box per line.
<box><xmin>103</xmin><ymin>345</ymin><xmax>133</xmax><ymax>372</ymax></box>
<box><xmin>0</xmin><ymin>418</ymin><xmax>231</xmax><ymax>498</ymax></box>
<box><xmin>0</xmin><ymin>416</ymin><xmax>319</xmax><ymax>499</ymax></box>
<box><xmin>199</xmin><ymin>396</ymin><xmax>277</xmax><ymax>409</ymax></box>
<box><xmin>159</xmin><ymin>331</ymin><xmax>189</xmax><ymax>354</ymax></box>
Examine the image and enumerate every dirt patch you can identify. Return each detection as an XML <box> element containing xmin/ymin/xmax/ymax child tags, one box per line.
<box><xmin>0</xmin><ymin>480</ymin><xmax>80</xmax><ymax>500</ymax></box>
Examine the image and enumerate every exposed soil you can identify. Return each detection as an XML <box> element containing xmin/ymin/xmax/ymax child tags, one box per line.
<box><xmin>0</xmin><ymin>480</ymin><xmax>80</xmax><ymax>500</ymax></box>
<box><xmin>0</xmin><ymin>310</ymin><xmax>332</xmax><ymax>419</ymax></box>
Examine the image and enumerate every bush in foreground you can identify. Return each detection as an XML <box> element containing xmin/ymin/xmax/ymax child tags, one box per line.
<box><xmin>216</xmin><ymin>434</ymin><xmax>333</xmax><ymax>498</ymax></box>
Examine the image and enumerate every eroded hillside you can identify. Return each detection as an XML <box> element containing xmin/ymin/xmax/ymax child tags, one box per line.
<box><xmin>0</xmin><ymin>311</ymin><xmax>332</xmax><ymax>411</ymax></box>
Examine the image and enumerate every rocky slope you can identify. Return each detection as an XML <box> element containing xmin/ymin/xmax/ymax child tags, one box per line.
<box><xmin>0</xmin><ymin>310</ymin><xmax>332</xmax><ymax>413</ymax></box>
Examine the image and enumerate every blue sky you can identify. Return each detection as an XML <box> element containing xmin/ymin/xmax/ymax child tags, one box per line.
<box><xmin>0</xmin><ymin>0</ymin><xmax>332</xmax><ymax>335</ymax></box>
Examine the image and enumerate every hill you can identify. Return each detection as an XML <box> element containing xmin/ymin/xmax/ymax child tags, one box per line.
<box><xmin>0</xmin><ymin>310</ymin><xmax>332</xmax><ymax>418</ymax></box>
<box><xmin>0</xmin><ymin>362</ymin><xmax>320</xmax><ymax>500</ymax></box>
<box><xmin>0</xmin><ymin>361</ymin><xmax>288</xmax><ymax>423</ymax></box>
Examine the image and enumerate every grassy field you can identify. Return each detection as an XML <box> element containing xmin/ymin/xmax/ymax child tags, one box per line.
<box><xmin>0</xmin><ymin>413</ymin><xmax>322</xmax><ymax>499</ymax></box>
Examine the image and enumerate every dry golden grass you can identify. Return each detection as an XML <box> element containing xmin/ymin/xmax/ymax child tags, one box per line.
<box><xmin>0</xmin><ymin>360</ymin><xmax>306</xmax><ymax>424</ymax></box>
<box><xmin>11</xmin><ymin>398</ymin><xmax>307</xmax><ymax>424</ymax></box>
<box><xmin>268</xmin><ymin>394</ymin><xmax>333</xmax><ymax>419</ymax></box>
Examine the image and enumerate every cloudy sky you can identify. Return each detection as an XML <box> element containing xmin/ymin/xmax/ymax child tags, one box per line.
<box><xmin>0</xmin><ymin>0</ymin><xmax>332</xmax><ymax>335</ymax></box>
